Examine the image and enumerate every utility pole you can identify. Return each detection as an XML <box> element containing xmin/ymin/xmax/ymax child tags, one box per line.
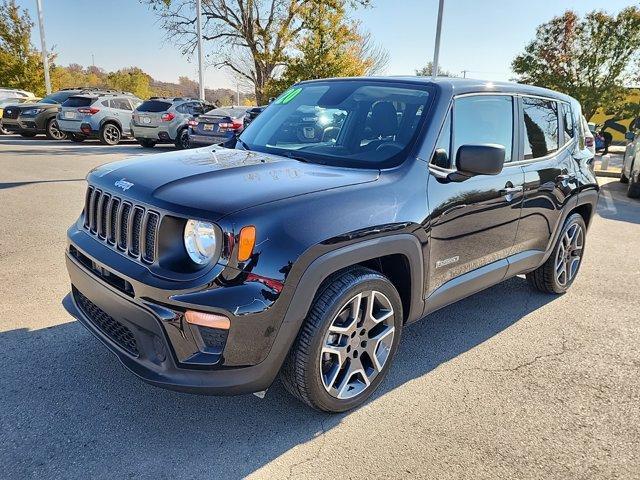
<box><xmin>196</xmin><ymin>0</ymin><xmax>205</xmax><ymax>101</ymax></box>
<box><xmin>236</xmin><ymin>83</ymin><xmax>240</xmax><ymax>106</ymax></box>
<box><xmin>431</xmin><ymin>0</ymin><xmax>445</xmax><ymax>77</ymax></box>
<box><xmin>462</xmin><ymin>70</ymin><xmax>468</xmax><ymax>78</ymax></box>
<box><xmin>35</xmin><ymin>0</ymin><xmax>51</xmax><ymax>94</ymax></box>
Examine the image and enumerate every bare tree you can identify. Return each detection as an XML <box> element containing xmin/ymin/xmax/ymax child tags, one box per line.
<box><xmin>145</xmin><ymin>0</ymin><xmax>369</xmax><ymax>104</ymax></box>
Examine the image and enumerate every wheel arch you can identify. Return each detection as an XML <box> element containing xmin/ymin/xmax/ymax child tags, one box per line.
<box><xmin>282</xmin><ymin>234</ymin><xmax>425</xmax><ymax>331</ymax></box>
<box><xmin>100</xmin><ymin>117</ymin><xmax>122</xmax><ymax>131</ymax></box>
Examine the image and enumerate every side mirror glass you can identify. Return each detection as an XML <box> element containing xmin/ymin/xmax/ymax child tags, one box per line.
<box><xmin>455</xmin><ymin>144</ymin><xmax>505</xmax><ymax>176</ymax></box>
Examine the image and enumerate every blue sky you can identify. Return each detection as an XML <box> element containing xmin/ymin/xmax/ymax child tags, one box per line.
<box><xmin>16</xmin><ymin>0</ymin><xmax>636</xmax><ymax>91</ymax></box>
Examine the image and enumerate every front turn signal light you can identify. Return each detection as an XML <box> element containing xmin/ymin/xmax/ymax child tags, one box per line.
<box><xmin>238</xmin><ymin>226</ymin><xmax>256</xmax><ymax>262</ymax></box>
<box><xmin>185</xmin><ymin>310</ymin><xmax>230</xmax><ymax>330</ymax></box>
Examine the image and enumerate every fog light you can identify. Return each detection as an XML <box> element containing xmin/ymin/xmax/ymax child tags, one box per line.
<box><xmin>185</xmin><ymin>310</ymin><xmax>230</xmax><ymax>330</ymax></box>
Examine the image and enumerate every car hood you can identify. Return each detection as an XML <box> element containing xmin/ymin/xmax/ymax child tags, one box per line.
<box><xmin>88</xmin><ymin>147</ymin><xmax>379</xmax><ymax>220</ymax></box>
<box><xmin>10</xmin><ymin>102</ymin><xmax>57</xmax><ymax>111</ymax></box>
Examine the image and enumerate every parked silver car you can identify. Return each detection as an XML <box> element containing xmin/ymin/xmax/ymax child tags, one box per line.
<box><xmin>621</xmin><ymin>117</ymin><xmax>640</xmax><ymax>198</ymax></box>
<box><xmin>131</xmin><ymin>97</ymin><xmax>212</xmax><ymax>149</ymax></box>
<box><xmin>57</xmin><ymin>91</ymin><xmax>142</xmax><ymax>145</ymax></box>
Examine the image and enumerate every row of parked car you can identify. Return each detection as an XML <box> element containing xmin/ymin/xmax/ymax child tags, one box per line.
<box><xmin>0</xmin><ymin>87</ymin><xmax>266</xmax><ymax>149</ymax></box>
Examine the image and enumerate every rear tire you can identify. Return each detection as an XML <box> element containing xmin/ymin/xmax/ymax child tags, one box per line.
<box><xmin>526</xmin><ymin>213</ymin><xmax>587</xmax><ymax>294</ymax></box>
<box><xmin>68</xmin><ymin>133</ymin><xmax>85</xmax><ymax>143</ymax></box>
<box><xmin>175</xmin><ymin>128</ymin><xmax>189</xmax><ymax>149</ymax></box>
<box><xmin>138</xmin><ymin>138</ymin><xmax>156</xmax><ymax>148</ymax></box>
<box><xmin>280</xmin><ymin>267</ymin><xmax>403</xmax><ymax>412</ymax></box>
<box><xmin>99</xmin><ymin>123</ymin><xmax>121</xmax><ymax>145</ymax></box>
<box><xmin>45</xmin><ymin>118</ymin><xmax>66</xmax><ymax>140</ymax></box>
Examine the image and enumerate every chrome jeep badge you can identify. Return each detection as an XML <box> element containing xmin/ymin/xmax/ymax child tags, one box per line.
<box><xmin>114</xmin><ymin>178</ymin><xmax>134</xmax><ymax>191</ymax></box>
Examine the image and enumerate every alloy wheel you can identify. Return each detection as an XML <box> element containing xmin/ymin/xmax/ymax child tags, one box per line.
<box><xmin>320</xmin><ymin>290</ymin><xmax>395</xmax><ymax>400</ymax></box>
<box><xmin>49</xmin><ymin>120</ymin><xmax>66</xmax><ymax>140</ymax></box>
<box><xmin>103</xmin><ymin>125</ymin><xmax>120</xmax><ymax>144</ymax></box>
<box><xmin>554</xmin><ymin>223</ymin><xmax>584</xmax><ymax>287</ymax></box>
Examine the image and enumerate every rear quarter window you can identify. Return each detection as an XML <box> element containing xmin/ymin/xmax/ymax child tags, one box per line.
<box><xmin>62</xmin><ymin>97</ymin><xmax>95</xmax><ymax>108</ymax></box>
<box><xmin>137</xmin><ymin>100</ymin><xmax>171</xmax><ymax>112</ymax></box>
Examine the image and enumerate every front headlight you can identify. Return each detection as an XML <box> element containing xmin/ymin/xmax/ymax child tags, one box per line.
<box><xmin>184</xmin><ymin>219</ymin><xmax>218</xmax><ymax>265</ymax></box>
<box><xmin>22</xmin><ymin>108</ymin><xmax>44</xmax><ymax>116</ymax></box>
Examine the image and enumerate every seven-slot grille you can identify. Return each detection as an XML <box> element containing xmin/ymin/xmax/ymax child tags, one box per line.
<box><xmin>83</xmin><ymin>185</ymin><xmax>159</xmax><ymax>263</ymax></box>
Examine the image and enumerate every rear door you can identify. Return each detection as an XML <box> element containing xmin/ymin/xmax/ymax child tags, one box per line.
<box><xmin>512</xmin><ymin>96</ymin><xmax>578</xmax><ymax>260</ymax></box>
<box><xmin>111</xmin><ymin>98</ymin><xmax>134</xmax><ymax>135</ymax></box>
<box><xmin>426</xmin><ymin>94</ymin><xmax>524</xmax><ymax>300</ymax></box>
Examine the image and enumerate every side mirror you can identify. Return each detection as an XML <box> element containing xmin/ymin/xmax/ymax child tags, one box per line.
<box><xmin>625</xmin><ymin>131</ymin><xmax>635</xmax><ymax>141</ymax></box>
<box><xmin>456</xmin><ymin>144</ymin><xmax>505</xmax><ymax>176</ymax></box>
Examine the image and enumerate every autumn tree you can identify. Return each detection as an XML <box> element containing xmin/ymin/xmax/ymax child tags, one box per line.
<box><xmin>512</xmin><ymin>7</ymin><xmax>640</xmax><ymax>120</ymax></box>
<box><xmin>0</xmin><ymin>0</ymin><xmax>50</xmax><ymax>95</ymax></box>
<box><xmin>266</xmin><ymin>0</ymin><xmax>387</xmax><ymax>97</ymax></box>
<box><xmin>144</xmin><ymin>0</ymin><xmax>374</xmax><ymax>104</ymax></box>
<box><xmin>106</xmin><ymin>67</ymin><xmax>153</xmax><ymax>98</ymax></box>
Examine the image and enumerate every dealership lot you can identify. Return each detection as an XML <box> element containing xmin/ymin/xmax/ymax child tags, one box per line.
<box><xmin>0</xmin><ymin>136</ymin><xmax>638</xmax><ymax>479</ymax></box>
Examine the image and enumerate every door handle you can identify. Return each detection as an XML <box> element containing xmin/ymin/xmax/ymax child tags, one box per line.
<box><xmin>500</xmin><ymin>186</ymin><xmax>523</xmax><ymax>196</ymax></box>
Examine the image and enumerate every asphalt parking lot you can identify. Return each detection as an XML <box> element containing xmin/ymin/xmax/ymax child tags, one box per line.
<box><xmin>0</xmin><ymin>136</ymin><xmax>638</xmax><ymax>479</ymax></box>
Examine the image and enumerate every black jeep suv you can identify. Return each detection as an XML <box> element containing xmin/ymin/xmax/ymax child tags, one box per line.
<box><xmin>63</xmin><ymin>78</ymin><xmax>598</xmax><ymax>412</ymax></box>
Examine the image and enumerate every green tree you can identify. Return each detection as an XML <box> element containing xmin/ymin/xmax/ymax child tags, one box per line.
<box><xmin>415</xmin><ymin>61</ymin><xmax>457</xmax><ymax>77</ymax></box>
<box><xmin>106</xmin><ymin>67</ymin><xmax>152</xmax><ymax>98</ymax></box>
<box><xmin>0</xmin><ymin>0</ymin><xmax>49</xmax><ymax>95</ymax></box>
<box><xmin>512</xmin><ymin>7</ymin><xmax>640</xmax><ymax>120</ymax></box>
<box><xmin>144</xmin><ymin>0</ymin><xmax>373</xmax><ymax>104</ymax></box>
<box><xmin>266</xmin><ymin>0</ymin><xmax>387</xmax><ymax>97</ymax></box>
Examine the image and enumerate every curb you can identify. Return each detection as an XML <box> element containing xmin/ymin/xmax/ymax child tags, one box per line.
<box><xmin>595</xmin><ymin>170</ymin><xmax>621</xmax><ymax>178</ymax></box>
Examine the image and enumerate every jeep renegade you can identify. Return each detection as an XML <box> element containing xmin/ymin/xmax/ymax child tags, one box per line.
<box><xmin>63</xmin><ymin>78</ymin><xmax>599</xmax><ymax>412</ymax></box>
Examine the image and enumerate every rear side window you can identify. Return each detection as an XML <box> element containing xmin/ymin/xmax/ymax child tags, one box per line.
<box><xmin>561</xmin><ymin>103</ymin><xmax>574</xmax><ymax>141</ymax></box>
<box><xmin>522</xmin><ymin>97</ymin><xmax>559</xmax><ymax>159</ymax></box>
<box><xmin>62</xmin><ymin>96</ymin><xmax>95</xmax><ymax>108</ymax></box>
<box><xmin>453</xmin><ymin>95</ymin><xmax>513</xmax><ymax>163</ymax></box>
<box><xmin>112</xmin><ymin>98</ymin><xmax>132</xmax><ymax>110</ymax></box>
<box><xmin>137</xmin><ymin>100</ymin><xmax>171</xmax><ymax>112</ymax></box>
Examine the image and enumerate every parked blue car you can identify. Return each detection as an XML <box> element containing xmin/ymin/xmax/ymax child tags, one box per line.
<box><xmin>186</xmin><ymin>107</ymin><xmax>247</xmax><ymax>148</ymax></box>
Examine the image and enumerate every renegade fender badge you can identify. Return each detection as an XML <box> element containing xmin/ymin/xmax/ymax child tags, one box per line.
<box><xmin>436</xmin><ymin>256</ymin><xmax>459</xmax><ymax>269</ymax></box>
<box><xmin>114</xmin><ymin>178</ymin><xmax>134</xmax><ymax>191</ymax></box>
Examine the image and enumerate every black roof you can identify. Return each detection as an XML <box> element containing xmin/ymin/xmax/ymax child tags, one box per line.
<box><xmin>298</xmin><ymin>76</ymin><xmax>575</xmax><ymax>103</ymax></box>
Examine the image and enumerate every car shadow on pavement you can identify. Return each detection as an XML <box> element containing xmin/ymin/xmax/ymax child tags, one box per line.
<box><xmin>0</xmin><ymin>178</ymin><xmax>85</xmax><ymax>190</ymax></box>
<box><xmin>0</xmin><ymin>276</ymin><xmax>557</xmax><ymax>479</ymax></box>
<box><xmin>597</xmin><ymin>180</ymin><xmax>640</xmax><ymax>225</ymax></box>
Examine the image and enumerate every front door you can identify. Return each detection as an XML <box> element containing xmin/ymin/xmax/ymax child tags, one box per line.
<box><xmin>426</xmin><ymin>94</ymin><xmax>524</xmax><ymax>301</ymax></box>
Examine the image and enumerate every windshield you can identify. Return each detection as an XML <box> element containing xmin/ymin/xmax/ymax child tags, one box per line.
<box><xmin>40</xmin><ymin>91</ymin><xmax>74</xmax><ymax>104</ymax></box>
<box><xmin>239</xmin><ymin>80</ymin><xmax>432</xmax><ymax>168</ymax></box>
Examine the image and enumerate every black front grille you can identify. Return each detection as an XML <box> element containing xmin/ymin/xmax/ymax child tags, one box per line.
<box><xmin>3</xmin><ymin>108</ymin><xmax>19</xmax><ymax>119</ymax></box>
<box><xmin>83</xmin><ymin>186</ymin><xmax>159</xmax><ymax>264</ymax></box>
<box><xmin>74</xmin><ymin>289</ymin><xmax>139</xmax><ymax>356</ymax></box>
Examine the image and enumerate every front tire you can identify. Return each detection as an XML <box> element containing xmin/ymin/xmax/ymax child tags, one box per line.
<box><xmin>0</xmin><ymin>121</ymin><xmax>10</xmax><ymax>135</ymax></box>
<box><xmin>45</xmin><ymin>118</ymin><xmax>66</xmax><ymax>140</ymax></box>
<box><xmin>527</xmin><ymin>213</ymin><xmax>587</xmax><ymax>294</ymax></box>
<box><xmin>628</xmin><ymin>172</ymin><xmax>640</xmax><ymax>198</ymax></box>
<box><xmin>281</xmin><ymin>267</ymin><xmax>403</xmax><ymax>412</ymax></box>
<box><xmin>99</xmin><ymin>123</ymin><xmax>121</xmax><ymax>145</ymax></box>
<box><xmin>175</xmin><ymin>128</ymin><xmax>190</xmax><ymax>149</ymax></box>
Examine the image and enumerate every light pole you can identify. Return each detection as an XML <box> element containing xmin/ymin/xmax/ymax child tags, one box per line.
<box><xmin>196</xmin><ymin>0</ymin><xmax>205</xmax><ymax>101</ymax></box>
<box><xmin>35</xmin><ymin>0</ymin><xmax>51</xmax><ymax>94</ymax></box>
<box><xmin>431</xmin><ymin>0</ymin><xmax>445</xmax><ymax>77</ymax></box>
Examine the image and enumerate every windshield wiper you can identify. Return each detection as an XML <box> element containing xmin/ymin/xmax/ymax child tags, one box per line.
<box><xmin>236</xmin><ymin>138</ymin><xmax>251</xmax><ymax>151</ymax></box>
<box><xmin>282</xmin><ymin>151</ymin><xmax>312</xmax><ymax>163</ymax></box>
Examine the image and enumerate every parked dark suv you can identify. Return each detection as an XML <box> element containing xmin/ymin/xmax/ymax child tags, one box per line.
<box><xmin>1</xmin><ymin>87</ymin><xmax>102</xmax><ymax>139</ymax></box>
<box><xmin>63</xmin><ymin>78</ymin><xmax>598</xmax><ymax>412</ymax></box>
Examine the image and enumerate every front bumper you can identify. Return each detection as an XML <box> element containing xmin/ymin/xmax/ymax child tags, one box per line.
<box><xmin>64</xmin><ymin>250</ymin><xmax>286</xmax><ymax>395</ymax></box>
<box><xmin>1</xmin><ymin>117</ymin><xmax>40</xmax><ymax>133</ymax></box>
